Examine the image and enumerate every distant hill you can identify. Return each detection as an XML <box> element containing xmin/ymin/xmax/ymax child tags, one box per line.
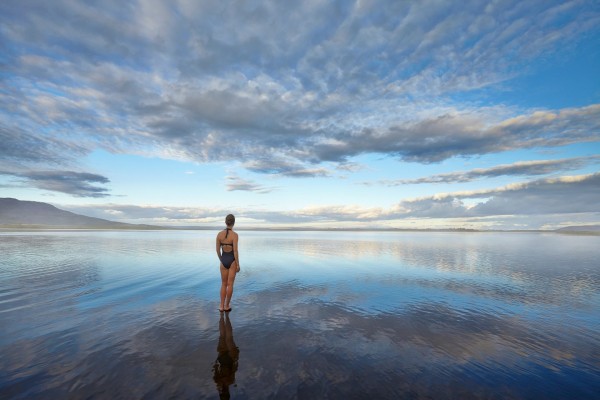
<box><xmin>0</xmin><ymin>198</ymin><xmax>164</xmax><ymax>229</ymax></box>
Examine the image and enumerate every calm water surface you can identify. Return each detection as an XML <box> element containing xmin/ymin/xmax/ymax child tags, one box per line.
<box><xmin>0</xmin><ymin>230</ymin><xmax>599</xmax><ymax>399</ymax></box>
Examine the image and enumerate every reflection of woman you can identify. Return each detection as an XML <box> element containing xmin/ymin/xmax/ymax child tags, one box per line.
<box><xmin>216</xmin><ymin>214</ymin><xmax>240</xmax><ymax>312</ymax></box>
<box><xmin>213</xmin><ymin>312</ymin><xmax>239</xmax><ymax>399</ymax></box>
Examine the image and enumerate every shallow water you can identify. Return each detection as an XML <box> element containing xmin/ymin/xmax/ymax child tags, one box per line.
<box><xmin>0</xmin><ymin>230</ymin><xmax>599</xmax><ymax>399</ymax></box>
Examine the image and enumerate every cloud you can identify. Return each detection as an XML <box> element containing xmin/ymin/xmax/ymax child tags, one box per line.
<box><xmin>468</xmin><ymin>174</ymin><xmax>600</xmax><ymax>216</ymax></box>
<box><xmin>1</xmin><ymin>170</ymin><xmax>111</xmax><ymax>198</ymax></box>
<box><xmin>59</xmin><ymin>173</ymin><xmax>600</xmax><ymax>228</ymax></box>
<box><xmin>0</xmin><ymin>124</ymin><xmax>91</xmax><ymax>168</ymax></box>
<box><xmin>400</xmin><ymin>173</ymin><xmax>600</xmax><ymax>218</ymax></box>
<box><xmin>335</xmin><ymin>162</ymin><xmax>365</xmax><ymax>173</ymax></box>
<box><xmin>372</xmin><ymin>155</ymin><xmax>600</xmax><ymax>185</ymax></box>
<box><xmin>225</xmin><ymin>175</ymin><xmax>274</xmax><ymax>193</ymax></box>
<box><xmin>0</xmin><ymin>123</ymin><xmax>111</xmax><ymax>198</ymax></box>
<box><xmin>242</xmin><ymin>158</ymin><xmax>331</xmax><ymax>178</ymax></box>
<box><xmin>62</xmin><ymin>203</ymin><xmax>227</xmax><ymax>223</ymax></box>
<box><xmin>312</xmin><ymin>105</ymin><xmax>600</xmax><ymax>163</ymax></box>
<box><xmin>1</xmin><ymin>0</ymin><xmax>598</xmax><ymax>182</ymax></box>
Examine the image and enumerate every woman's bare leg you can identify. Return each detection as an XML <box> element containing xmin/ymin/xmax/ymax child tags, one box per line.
<box><xmin>224</xmin><ymin>261</ymin><xmax>238</xmax><ymax>310</ymax></box>
<box><xmin>219</xmin><ymin>264</ymin><xmax>228</xmax><ymax>311</ymax></box>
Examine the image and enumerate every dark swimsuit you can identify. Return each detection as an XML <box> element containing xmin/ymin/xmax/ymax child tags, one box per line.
<box><xmin>220</xmin><ymin>228</ymin><xmax>235</xmax><ymax>269</ymax></box>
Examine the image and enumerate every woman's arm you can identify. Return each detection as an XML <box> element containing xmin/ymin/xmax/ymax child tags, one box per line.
<box><xmin>233</xmin><ymin>233</ymin><xmax>240</xmax><ymax>272</ymax></box>
<box><xmin>216</xmin><ymin>234</ymin><xmax>222</xmax><ymax>263</ymax></box>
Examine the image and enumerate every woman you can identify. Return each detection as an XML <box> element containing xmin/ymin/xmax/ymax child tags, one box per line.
<box><xmin>216</xmin><ymin>214</ymin><xmax>240</xmax><ymax>312</ymax></box>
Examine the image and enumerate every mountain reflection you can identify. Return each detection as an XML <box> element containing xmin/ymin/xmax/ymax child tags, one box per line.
<box><xmin>213</xmin><ymin>312</ymin><xmax>239</xmax><ymax>399</ymax></box>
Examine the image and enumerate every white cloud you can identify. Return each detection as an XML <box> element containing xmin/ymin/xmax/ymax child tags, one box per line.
<box><xmin>225</xmin><ymin>175</ymin><xmax>274</xmax><ymax>193</ymax></box>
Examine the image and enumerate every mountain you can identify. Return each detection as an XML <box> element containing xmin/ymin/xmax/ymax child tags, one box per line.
<box><xmin>0</xmin><ymin>198</ymin><xmax>164</xmax><ymax>229</ymax></box>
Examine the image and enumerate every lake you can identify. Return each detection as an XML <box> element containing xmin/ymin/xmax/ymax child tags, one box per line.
<box><xmin>1</xmin><ymin>230</ymin><xmax>599</xmax><ymax>399</ymax></box>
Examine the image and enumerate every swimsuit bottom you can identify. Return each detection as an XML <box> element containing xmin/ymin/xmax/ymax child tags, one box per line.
<box><xmin>221</xmin><ymin>251</ymin><xmax>235</xmax><ymax>269</ymax></box>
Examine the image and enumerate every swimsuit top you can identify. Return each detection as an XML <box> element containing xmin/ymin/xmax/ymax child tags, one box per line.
<box><xmin>220</xmin><ymin>228</ymin><xmax>233</xmax><ymax>250</ymax></box>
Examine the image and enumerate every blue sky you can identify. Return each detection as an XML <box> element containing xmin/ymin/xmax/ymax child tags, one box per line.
<box><xmin>1</xmin><ymin>0</ymin><xmax>599</xmax><ymax>229</ymax></box>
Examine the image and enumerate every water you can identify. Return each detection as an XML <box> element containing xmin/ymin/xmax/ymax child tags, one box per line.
<box><xmin>0</xmin><ymin>230</ymin><xmax>599</xmax><ymax>399</ymax></box>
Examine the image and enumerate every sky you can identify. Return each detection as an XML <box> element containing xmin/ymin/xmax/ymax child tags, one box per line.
<box><xmin>1</xmin><ymin>0</ymin><xmax>599</xmax><ymax>230</ymax></box>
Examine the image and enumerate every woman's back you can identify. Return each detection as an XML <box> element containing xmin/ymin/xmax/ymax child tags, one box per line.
<box><xmin>217</xmin><ymin>229</ymin><xmax>237</xmax><ymax>252</ymax></box>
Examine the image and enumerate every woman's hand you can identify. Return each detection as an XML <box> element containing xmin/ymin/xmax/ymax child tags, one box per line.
<box><xmin>236</xmin><ymin>265</ymin><xmax>240</xmax><ymax>273</ymax></box>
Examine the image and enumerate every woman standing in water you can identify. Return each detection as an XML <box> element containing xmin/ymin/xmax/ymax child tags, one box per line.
<box><xmin>216</xmin><ymin>214</ymin><xmax>240</xmax><ymax>312</ymax></box>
